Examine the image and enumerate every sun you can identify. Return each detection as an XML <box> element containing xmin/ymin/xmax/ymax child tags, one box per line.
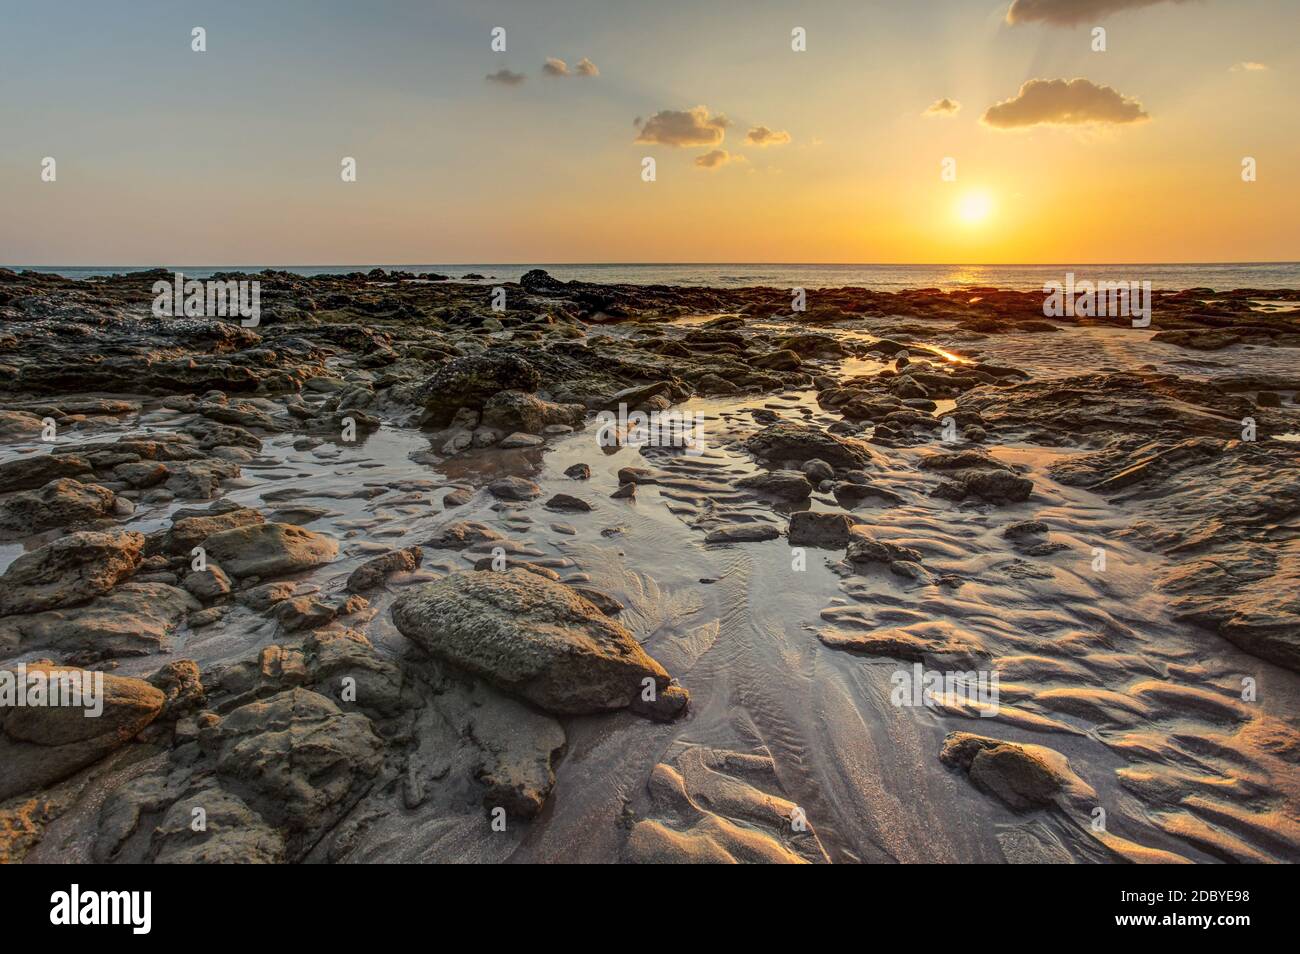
<box><xmin>957</xmin><ymin>190</ymin><xmax>994</xmax><ymax>225</ymax></box>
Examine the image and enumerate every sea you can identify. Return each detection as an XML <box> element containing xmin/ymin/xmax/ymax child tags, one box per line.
<box><xmin>8</xmin><ymin>262</ymin><xmax>1300</xmax><ymax>292</ymax></box>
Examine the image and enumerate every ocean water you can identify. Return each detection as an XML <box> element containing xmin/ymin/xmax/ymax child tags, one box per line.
<box><xmin>9</xmin><ymin>262</ymin><xmax>1300</xmax><ymax>291</ymax></box>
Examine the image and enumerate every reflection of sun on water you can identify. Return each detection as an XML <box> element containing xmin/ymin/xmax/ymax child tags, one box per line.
<box><xmin>957</xmin><ymin>190</ymin><xmax>994</xmax><ymax>225</ymax></box>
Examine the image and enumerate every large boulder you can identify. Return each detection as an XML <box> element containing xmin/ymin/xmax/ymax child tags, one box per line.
<box><xmin>0</xmin><ymin>530</ymin><xmax>144</xmax><ymax>616</ymax></box>
<box><xmin>0</xmin><ymin>583</ymin><xmax>199</xmax><ymax>659</ymax></box>
<box><xmin>0</xmin><ymin>477</ymin><xmax>118</xmax><ymax>536</ymax></box>
<box><xmin>419</xmin><ymin>353</ymin><xmax>541</xmax><ymax>427</ymax></box>
<box><xmin>0</xmin><ymin>454</ymin><xmax>93</xmax><ymax>493</ymax></box>
<box><xmin>392</xmin><ymin>569</ymin><xmax>687</xmax><ymax>718</ymax></box>
<box><xmin>745</xmin><ymin>422</ymin><xmax>879</xmax><ymax>472</ymax></box>
<box><xmin>0</xmin><ymin>665</ymin><xmax>165</xmax><ymax>800</ymax></box>
<box><xmin>199</xmin><ymin>522</ymin><xmax>337</xmax><ymax>578</ymax></box>
<box><xmin>160</xmin><ymin>507</ymin><xmax>265</xmax><ymax>555</ymax></box>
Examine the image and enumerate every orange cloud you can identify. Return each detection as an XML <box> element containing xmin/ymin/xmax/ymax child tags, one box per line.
<box><xmin>982</xmin><ymin>78</ymin><xmax>1148</xmax><ymax>128</ymax></box>
<box><xmin>635</xmin><ymin>106</ymin><xmax>731</xmax><ymax>147</ymax></box>
<box><xmin>923</xmin><ymin>98</ymin><xmax>961</xmax><ymax>117</ymax></box>
<box><xmin>694</xmin><ymin>149</ymin><xmax>743</xmax><ymax>169</ymax></box>
<box><xmin>745</xmin><ymin>125</ymin><xmax>792</xmax><ymax>146</ymax></box>
<box><xmin>1006</xmin><ymin>0</ymin><xmax>1193</xmax><ymax>26</ymax></box>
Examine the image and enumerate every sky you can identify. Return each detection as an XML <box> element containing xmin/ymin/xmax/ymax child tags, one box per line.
<box><xmin>1</xmin><ymin>0</ymin><xmax>1297</xmax><ymax>265</ymax></box>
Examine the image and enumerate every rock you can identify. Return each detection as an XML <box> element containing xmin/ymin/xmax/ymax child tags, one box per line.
<box><xmin>0</xmin><ymin>665</ymin><xmax>165</xmax><ymax>800</ymax></box>
<box><xmin>273</xmin><ymin>596</ymin><xmax>337</xmax><ymax>632</ymax></box>
<box><xmin>163</xmin><ymin>459</ymin><xmax>240</xmax><ymax>500</ymax></box>
<box><xmin>486</xmin><ymin>475</ymin><xmax>541</xmax><ymax>501</ymax></box>
<box><xmin>442</xmin><ymin>486</ymin><xmax>474</xmax><ymax>507</ymax></box>
<box><xmin>940</xmin><ymin>732</ymin><xmax>1094</xmax><ymax>812</ymax></box>
<box><xmin>498</xmin><ymin>432</ymin><xmax>544</xmax><ymax>448</ymax></box>
<box><xmin>751</xmin><ymin>349</ymin><xmax>802</xmax><ymax>371</ymax></box>
<box><xmin>113</xmin><ymin>461</ymin><xmax>168</xmax><ymax>488</ymax></box>
<box><xmin>933</xmin><ymin>469</ymin><xmax>1034</xmax><ymax>504</ymax></box>
<box><xmin>199</xmin><ymin>689</ymin><xmax>383</xmax><ymax>853</ymax></box>
<box><xmin>787</xmin><ymin>510</ymin><xmax>861</xmax><ymax>548</ymax></box>
<box><xmin>482</xmin><ymin>390</ymin><xmax>585</xmax><ymax>434</ymax></box>
<box><xmin>426</xmin><ymin>520</ymin><xmax>502</xmax><ymax>549</ymax></box>
<box><xmin>845</xmin><ymin>529</ymin><xmax>923</xmax><ymax>565</ymax></box>
<box><xmin>616</xmin><ymin>466</ymin><xmax>657</xmax><ymax>485</ymax></box>
<box><xmin>611</xmin><ymin>482</ymin><xmax>637</xmax><ymax>500</ymax></box>
<box><xmin>736</xmin><ymin>470</ymin><xmax>813</xmax><ymax>502</ymax></box>
<box><xmin>545</xmin><ymin>493</ymin><xmax>591</xmax><ymax>512</ymax></box>
<box><xmin>599</xmin><ymin>381</ymin><xmax>674</xmax><ymax>411</ymax></box>
<box><xmin>570</xmin><ymin>586</ymin><xmax>625</xmax><ymax>616</ymax></box>
<box><xmin>181</xmin><ymin>565</ymin><xmax>233</xmax><ymax>601</ymax></box>
<box><xmin>0</xmin><ymin>410</ymin><xmax>46</xmax><ymax>439</ymax></box>
<box><xmin>0</xmin><ymin>583</ymin><xmax>198</xmax><ymax>660</ymax></box>
<box><xmin>392</xmin><ymin>569</ymin><xmax>686</xmax><ymax>717</ymax></box>
<box><xmin>705</xmin><ymin>524</ymin><xmax>781</xmax><ymax>544</ymax></box>
<box><xmin>147</xmin><ymin>660</ymin><xmax>206</xmax><ymax>721</ymax></box>
<box><xmin>1003</xmin><ymin>519</ymin><xmax>1049</xmax><ymax>538</ymax></box>
<box><xmin>471</xmin><ymin>558</ymin><xmax>560</xmax><ymax>581</ymax></box>
<box><xmin>832</xmin><ymin>481</ymin><xmax>904</xmax><ymax>507</ymax></box>
<box><xmin>420</xmin><ymin>353</ymin><xmax>541</xmax><ymax>426</ymax></box>
<box><xmin>0</xmin><ymin>478</ymin><xmax>117</xmax><ymax>536</ymax></box>
<box><xmin>199</xmin><ymin>523</ymin><xmax>338</xmax><ymax>578</ymax></box>
<box><xmin>745</xmin><ymin>422</ymin><xmax>878</xmax><ymax>471</ymax></box>
<box><xmin>160</xmin><ymin>507</ymin><xmax>265</xmax><ymax>554</ymax></box>
<box><xmin>0</xmin><ymin>530</ymin><xmax>144</xmax><ymax>616</ymax></box>
<box><xmin>237</xmin><ymin>581</ymin><xmax>295</xmax><ymax>611</ymax></box>
<box><xmin>696</xmin><ymin>373</ymin><xmax>741</xmax><ymax>395</ymax></box>
<box><xmin>0</xmin><ymin>454</ymin><xmax>92</xmax><ymax>493</ymax></box>
<box><xmin>345</xmin><ymin>546</ymin><xmax>423</xmax><ymax>592</ymax></box>
<box><xmin>469</xmin><ymin>695</ymin><xmax>566</xmax><ymax>819</ymax></box>
<box><xmin>564</xmin><ymin>463</ymin><xmax>592</xmax><ymax>480</ymax></box>
<box><xmin>802</xmin><ymin>458</ymin><xmax>834</xmax><ymax>482</ymax></box>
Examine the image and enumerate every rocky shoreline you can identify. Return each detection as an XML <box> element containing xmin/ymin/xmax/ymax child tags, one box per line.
<box><xmin>1</xmin><ymin>266</ymin><xmax>1297</xmax><ymax>863</ymax></box>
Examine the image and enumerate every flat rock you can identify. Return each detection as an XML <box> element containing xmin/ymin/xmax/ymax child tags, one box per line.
<box><xmin>199</xmin><ymin>522</ymin><xmax>338</xmax><ymax>578</ymax></box>
<box><xmin>0</xmin><ymin>665</ymin><xmax>165</xmax><ymax>800</ymax></box>
<box><xmin>0</xmin><ymin>477</ymin><xmax>117</xmax><ymax>536</ymax></box>
<box><xmin>0</xmin><ymin>529</ymin><xmax>144</xmax><ymax>616</ymax></box>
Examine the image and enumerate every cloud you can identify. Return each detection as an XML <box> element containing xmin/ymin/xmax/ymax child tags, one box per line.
<box><xmin>745</xmin><ymin>125</ymin><xmax>792</xmax><ymax>146</ymax></box>
<box><xmin>1004</xmin><ymin>0</ymin><xmax>1192</xmax><ymax>25</ymax></box>
<box><xmin>694</xmin><ymin>149</ymin><xmax>743</xmax><ymax>170</ymax></box>
<box><xmin>634</xmin><ymin>106</ymin><xmax>731</xmax><ymax>147</ymax></box>
<box><xmin>575</xmin><ymin>57</ymin><xmax>599</xmax><ymax>77</ymax></box>
<box><xmin>543</xmin><ymin>57</ymin><xmax>569</xmax><ymax>77</ymax></box>
<box><xmin>982</xmin><ymin>78</ymin><xmax>1148</xmax><ymax>128</ymax></box>
<box><xmin>923</xmin><ymin>98</ymin><xmax>961</xmax><ymax>117</ymax></box>
<box><xmin>1005</xmin><ymin>0</ymin><xmax>1193</xmax><ymax>26</ymax></box>
<box><xmin>485</xmin><ymin>68</ymin><xmax>525</xmax><ymax>86</ymax></box>
<box><xmin>1230</xmin><ymin>61</ymin><xmax>1268</xmax><ymax>72</ymax></box>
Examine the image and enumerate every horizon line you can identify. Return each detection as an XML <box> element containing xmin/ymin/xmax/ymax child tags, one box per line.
<box><xmin>8</xmin><ymin>260</ymin><xmax>1300</xmax><ymax>270</ymax></box>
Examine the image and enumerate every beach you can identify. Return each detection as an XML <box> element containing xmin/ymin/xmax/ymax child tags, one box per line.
<box><xmin>1</xmin><ymin>266</ymin><xmax>1297</xmax><ymax>864</ymax></box>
